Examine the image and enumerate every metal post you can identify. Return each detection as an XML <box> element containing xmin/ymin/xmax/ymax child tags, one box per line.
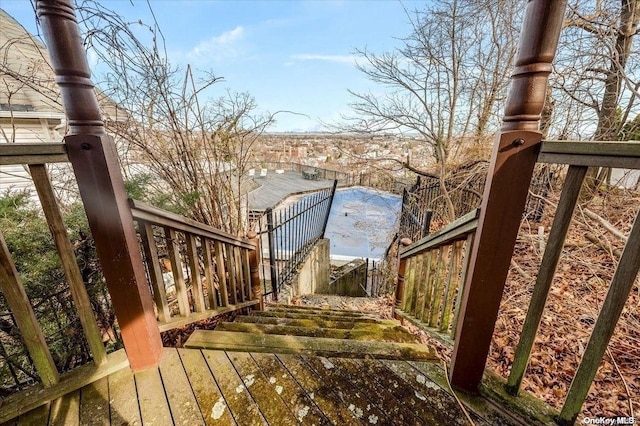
<box><xmin>320</xmin><ymin>180</ymin><xmax>338</xmax><ymax>238</ymax></box>
<box><xmin>449</xmin><ymin>0</ymin><xmax>567</xmax><ymax>393</ymax></box>
<box><xmin>422</xmin><ymin>209</ymin><xmax>433</xmax><ymax>239</ymax></box>
<box><xmin>36</xmin><ymin>0</ymin><xmax>162</xmax><ymax>370</ymax></box>
<box><xmin>265</xmin><ymin>208</ymin><xmax>278</xmax><ymax>300</ymax></box>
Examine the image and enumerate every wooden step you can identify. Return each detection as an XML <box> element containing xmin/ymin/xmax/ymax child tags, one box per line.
<box><xmin>234</xmin><ymin>315</ymin><xmax>400</xmax><ymax>330</ymax></box>
<box><xmin>266</xmin><ymin>304</ymin><xmax>377</xmax><ymax>318</ymax></box>
<box><xmin>215</xmin><ymin>322</ymin><xmax>419</xmax><ymax>343</ymax></box>
<box><xmin>252</xmin><ymin>310</ymin><xmax>392</xmax><ymax>324</ymax></box>
<box><xmin>184</xmin><ymin>330</ymin><xmax>438</xmax><ymax>361</ymax></box>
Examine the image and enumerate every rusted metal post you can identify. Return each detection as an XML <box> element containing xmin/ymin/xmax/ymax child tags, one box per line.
<box><xmin>394</xmin><ymin>238</ymin><xmax>413</xmax><ymax>318</ymax></box>
<box><xmin>449</xmin><ymin>0</ymin><xmax>567</xmax><ymax>393</ymax></box>
<box><xmin>36</xmin><ymin>0</ymin><xmax>163</xmax><ymax>370</ymax></box>
<box><xmin>247</xmin><ymin>231</ymin><xmax>264</xmax><ymax>311</ymax></box>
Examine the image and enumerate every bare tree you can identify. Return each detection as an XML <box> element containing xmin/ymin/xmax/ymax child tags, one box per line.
<box><xmin>343</xmin><ymin>0</ymin><xmax>521</xmax><ymax>221</ymax></box>
<box><xmin>77</xmin><ymin>1</ymin><xmax>275</xmax><ymax>234</ymax></box>
<box><xmin>553</xmin><ymin>0</ymin><xmax>640</xmax><ymax>194</ymax></box>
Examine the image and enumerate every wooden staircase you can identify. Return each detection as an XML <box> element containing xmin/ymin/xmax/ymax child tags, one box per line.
<box><xmin>184</xmin><ymin>304</ymin><xmax>438</xmax><ymax>361</ymax></box>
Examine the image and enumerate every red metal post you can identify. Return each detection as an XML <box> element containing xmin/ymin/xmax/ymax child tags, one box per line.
<box><xmin>449</xmin><ymin>0</ymin><xmax>567</xmax><ymax>392</ymax></box>
<box><xmin>36</xmin><ymin>0</ymin><xmax>163</xmax><ymax>370</ymax></box>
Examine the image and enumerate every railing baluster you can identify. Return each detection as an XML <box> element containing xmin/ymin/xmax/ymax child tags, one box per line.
<box><xmin>452</xmin><ymin>233</ymin><xmax>474</xmax><ymax>338</ymax></box>
<box><xmin>214</xmin><ymin>241</ymin><xmax>229</xmax><ymax>307</ymax></box>
<box><xmin>403</xmin><ymin>257</ymin><xmax>416</xmax><ymax>312</ymax></box>
<box><xmin>394</xmin><ymin>239</ymin><xmax>412</xmax><ymax>313</ymax></box>
<box><xmin>412</xmin><ymin>252</ymin><xmax>426</xmax><ymax>317</ymax></box>
<box><xmin>0</xmin><ymin>234</ymin><xmax>59</xmax><ymax>387</ymax></box>
<box><xmin>165</xmin><ymin>228</ymin><xmax>190</xmax><ymax>316</ymax></box>
<box><xmin>225</xmin><ymin>244</ymin><xmax>237</xmax><ymax>304</ymax></box>
<box><xmin>440</xmin><ymin>240</ymin><xmax>464</xmax><ymax>332</ymax></box>
<box><xmin>234</xmin><ymin>247</ymin><xmax>245</xmax><ymax>303</ymax></box>
<box><xmin>429</xmin><ymin>247</ymin><xmax>447</xmax><ymax>327</ymax></box>
<box><xmin>29</xmin><ymin>164</ymin><xmax>107</xmax><ymax>365</ymax></box>
<box><xmin>139</xmin><ymin>222</ymin><xmax>171</xmax><ymax>323</ymax></box>
<box><xmin>203</xmin><ymin>241</ymin><xmax>217</xmax><ymax>309</ymax></box>
<box><xmin>420</xmin><ymin>251</ymin><xmax>434</xmax><ymax>323</ymax></box>
<box><xmin>186</xmin><ymin>234</ymin><xmax>205</xmax><ymax>313</ymax></box>
<box><xmin>558</xmin><ymin>207</ymin><xmax>640</xmax><ymax>425</ymax></box>
<box><xmin>242</xmin><ymin>249</ymin><xmax>252</xmax><ymax>302</ymax></box>
<box><xmin>506</xmin><ymin>165</ymin><xmax>588</xmax><ymax>395</ymax></box>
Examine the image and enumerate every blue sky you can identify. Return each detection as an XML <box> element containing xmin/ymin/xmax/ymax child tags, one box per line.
<box><xmin>1</xmin><ymin>1</ymin><xmax>421</xmax><ymax>132</ymax></box>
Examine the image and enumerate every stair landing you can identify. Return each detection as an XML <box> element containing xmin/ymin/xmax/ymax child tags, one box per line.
<box><xmin>6</xmin><ymin>305</ymin><xmax>523</xmax><ymax>425</ymax></box>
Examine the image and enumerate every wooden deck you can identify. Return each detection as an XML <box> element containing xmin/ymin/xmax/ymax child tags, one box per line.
<box><xmin>3</xmin><ymin>347</ymin><xmax>521</xmax><ymax>425</ymax></box>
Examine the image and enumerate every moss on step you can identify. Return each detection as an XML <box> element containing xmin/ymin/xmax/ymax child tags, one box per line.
<box><xmin>254</xmin><ymin>310</ymin><xmax>395</xmax><ymax>324</ymax></box>
<box><xmin>184</xmin><ymin>330</ymin><xmax>438</xmax><ymax>361</ymax></box>
<box><xmin>235</xmin><ymin>315</ymin><xmax>399</xmax><ymax>330</ymax></box>
<box><xmin>215</xmin><ymin>322</ymin><xmax>419</xmax><ymax>343</ymax></box>
<box><xmin>266</xmin><ymin>304</ymin><xmax>376</xmax><ymax>318</ymax></box>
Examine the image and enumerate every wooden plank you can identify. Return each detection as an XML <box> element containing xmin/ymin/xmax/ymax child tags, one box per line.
<box><xmin>49</xmin><ymin>389</ymin><xmax>80</xmax><ymax>426</ymax></box>
<box><xmin>253</xmin><ymin>311</ymin><xmax>391</xmax><ymax>324</ymax></box>
<box><xmin>227</xmin><ymin>351</ymin><xmax>298</xmax><ymax>425</ymax></box>
<box><xmin>233</xmin><ymin>247</ymin><xmax>245</xmax><ymax>303</ymax></box>
<box><xmin>324</xmin><ymin>358</ymin><xmax>421</xmax><ymax>425</ymax></box>
<box><xmin>242</xmin><ymin>249</ymin><xmax>252</xmax><ymax>302</ymax></box>
<box><xmin>30</xmin><ymin>164</ymin><xmax>107</xmax><ymax>365</ymax></box>
<box><xmin>402</xmin><ymin>257</ymin><xmax>416</xmax><ymax>312</ymax></box>
<box><xmin>225</xmin><ymin>244</ymin><xmax>238</xmax><ymax>304</ymax></box>
<box><xmin>559</xmin><ymin>207</ymin><xmax>640</xmax><ymax>425</ymax></box>
<box><xmin>49</xmin><ymin>390</ymin><xmax>80</xmax><ymax>426</ymax></box>
<box><xmin>186</xmin><ymin>234</ymin><xmax>206</xmax><ymax>313</ymax></box>
<box><xmin>157</xmin><ymin>300</ymin><xmax>259</xmax><ymax>333</ymax></box>
<box><xmin>185</xmin><ymin>330</ymin><xmax>438</xmax><ymax>361</ymax></box>
<box><xmin>134</xmin><ymin>367</ymin><xmax>172</xmax><ymax>425</ymax></box>
<box><xmin>108</xmin><ymin>364</ymin><xmax>142</xmax><ymax>426</ymax></box>
<box><xmin>201</xmin><ymin>350</ymin><xmax>266</xmax><ymax>425</ymax></box>
<box><xmin>158</xmin><ymin>348</ymin><xmax>204</xmax><ymax>425</ymax></box>
<box><xmin>419</xmin><ymin>251</ymin><xmax>434</xmax><ymax>323</ymax></box>
<box><xmin>233</xmin><ymin>315</ymin><xmax>398</xmax><ymax>330</ymax></box>
<box><xmin>506</xmin><ymin>165</ymin><xmax>587</xmax><ymax>395</ymax></box>
<box><xmin>79</xmin><ymin>377</ymin><xmax>109</xmax><ymax>426</ymax></box>
<box><xmin>536</xmin><ymin>153</ymin><xmax>640</xmax><ymax>169</ymax></box>
<box><xmin>440</xmin><ymin>241</ymin><xmax>464</xmax><ymax>332</ymax></box>
<box><xmin>214</xmin><ymin>241</ymin><xmax>229</xmax><ymax>307</ymax></box>
<box><xmin>401</xmin><ymin>209</ymin><xmax>479</xmax><ymax>258</ymax></box>
<box><xmin>16</xmin><ymin>402</ymin><xmax>50</xmax><ymax>426</ymax></box>
<box><xmin>177</xmin><ymin>349</ymin><xmax>236</xmax><ymax>425</ymax></box>
<box><xmin>276</xmin><ymin>354</ymin><xmax>360</xmax><ymax>425</ymax></box>
<box><xmin>539</xmin><ymin>140</ymin><xmax>640</xmax><ymax>158</ymax></box>
<box><xmin>203</xmin><ymin>241</ymin><xmax>218</xmax><ymax>309</ymax></box>
<box><xmin>0</xmin><ymin>233</ymin><xmax>59</xmax><ymax>387</ymax></box>
<box><xmin>138</xmin><ymin>221</ymin><xmax>171</xmax><ymax>323</ymax></box>
<box><xmin>250</xmin><ymin>353</ymin><xmax>329</xmax><ymax>425</ymax></box>
<box><xmin>411</xmin><ymin>252</ymin><xmax>426</xmax><ymax>317</ymax></box>
<box><xmin>214</xmin><ymin>322</ymin><xmax>418</xmax><ymax>343</ymax></box>
<box><xmin>0</xmin><ymin>143</ymin><xmax>67</xmax><ymax>165</ymax></box>
<box><xmin>302</xmin><ymin>356</ymin><xmax>391</xmax><ymax>425</ymax></box>
<box><xmin>165</xmin><ymin>227</ymin><xmax>190</xmax><ymax>317</ymax></box>
<box><xmin>428</xmin><ymin>247</ymin><xmax>447</xmax><ymax>327</ymax></box>
<box><xmin>382</xmin><ymin>360</ymin><xmax>483</xmax><ymax>425</ymax></box>
<box><xmin>0</xmin><ymin>349</ymin><xmax>128</xmax><ymax>423</ymax></box>
<box><xmin>452</xmin><ymin>233</ymin><xmax>474</xmax><ymax>338</ymax></box>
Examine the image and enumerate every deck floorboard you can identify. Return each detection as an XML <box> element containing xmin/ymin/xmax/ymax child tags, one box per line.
<box><xmin>7</xmin><ymin>347</ymin><xmax>522</xmax><ymax>425</ymax></box>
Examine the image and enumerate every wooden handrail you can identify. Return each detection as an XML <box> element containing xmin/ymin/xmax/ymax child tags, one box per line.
<box><xmin>129</xmin><ymin>199</ymin><xmax>254</xmax><ymax>250</ymax></box>
<box><xmin>400</xmin><ymin>209</ymin><xmax>479</xmax><ymax>258</ymax></box>
<box><xmin>538</xmin><ymin>140</ymin><xmax>640</xmax><ymax>168</ymax></box>
<box><xmin>0</xmin><ymin>143</ymin><xmax>68</xmax><ymax>165</ymax></box>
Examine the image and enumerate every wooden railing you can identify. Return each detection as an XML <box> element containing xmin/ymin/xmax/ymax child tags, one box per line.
<box><xmin>395</xmin><ymin>209</ymin><xmax>479</xmax><ymax>339</ymax></box>
<box><xmin>0</xmin><ymin>143</ymin><xmax>129</xmax><ymax>421</ymax></box>
<box><xmin>129</xmin><ymin>200</ymin><xmax>261</xmax><ymax>331</ymax></box>
<box><xmin>397</xmin><ymin>140</ymin><xmax>640</xmax><ymax>424</ymax></box>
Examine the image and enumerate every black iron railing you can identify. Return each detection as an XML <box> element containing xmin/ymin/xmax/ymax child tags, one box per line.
<box><xmin>258</xmin><ymin>181</ymin><xmax>337</xmax><ymax>299</ymax></box>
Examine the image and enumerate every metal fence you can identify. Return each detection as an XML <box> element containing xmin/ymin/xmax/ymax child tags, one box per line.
<box><xmin>258</xmin><ymin>181</ymin><xmax>337</xmax><ymax>299</ymax></box>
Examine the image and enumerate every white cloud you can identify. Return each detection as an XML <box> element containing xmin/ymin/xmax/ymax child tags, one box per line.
<box><xmin>188</xmin><ymin>26</ymin><xmax>245</xmax><ymax>61</ymax></box>
<box><xmin>291</xmin><ymin>54</ymin><xmax>357</xmax><ymax>65</ymax></box>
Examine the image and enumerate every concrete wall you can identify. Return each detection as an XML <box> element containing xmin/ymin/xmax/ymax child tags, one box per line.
<box><xmin>318</xmin><ymin>259</ymin><xmax>367</xmax><ymax>297</ymax></box>
<box><xmin>278</xmin><ymin>238</ymin><xmax>330</xmax><ymax>304</ymax></box>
